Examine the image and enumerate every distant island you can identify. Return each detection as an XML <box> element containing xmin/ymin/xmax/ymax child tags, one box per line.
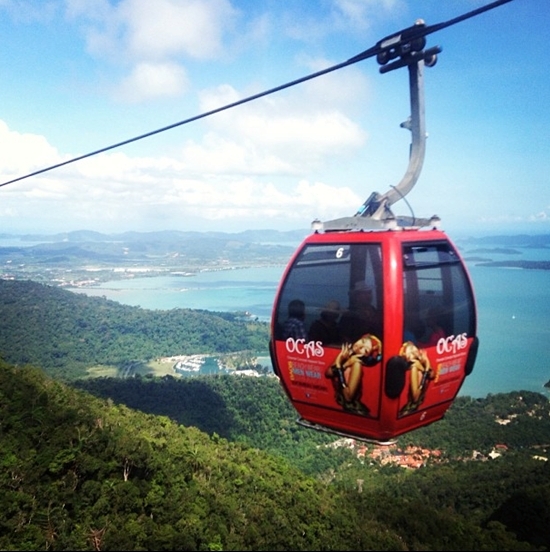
<box><xmin>2</xmin><ymin>230</ymin><xmax>550</xmax><ymax>289</ymax></box>
<box><xmin>474</xmin><ymin>260</ymin><xmax>550</xmax><ymax>270</ymax></box>
<box><xmin>0</xmin><ymin>228</ymin><xmax>306</xmax><ymax>287</ymax></box>
<box><xmin>468</xmin><ymin>247</ymin><xmax>522</xmax><ymax>255</ymax></box>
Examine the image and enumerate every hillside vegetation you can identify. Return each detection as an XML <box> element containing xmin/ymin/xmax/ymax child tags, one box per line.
<box><xmin>3</xmin><ymin>361</ymin><xmax>550</xmax><ymax>551</ymax></box>
<box><xmin>1</xmin><ymin>361</ymin><xmax>413</xmax><ymax>551</ymax></box>
<box><xmin>0</xmin><ymin>279</ymin><xmax>269</xmax><ymax>379</ymax></box>
<box><xmin>75</xmin><ymin>374</ymin><xmax>550</xmax><ymax>467</ymax></box>
<box><xmin>1</xmin><ymin>278</ymin><xmax>550</xmax><ymax>550</ymax></box>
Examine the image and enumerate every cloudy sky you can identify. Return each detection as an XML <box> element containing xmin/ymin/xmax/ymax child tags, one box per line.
<box><xmin>0</xmin><ymin>0</ymin><xmax>547</xmax><ymax>237</ymax></box>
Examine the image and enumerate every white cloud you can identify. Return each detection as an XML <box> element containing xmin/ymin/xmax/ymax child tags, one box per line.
<box><xmin>113</xmin><ymin>61</ymin><xmax>189</xmax><ymax>102</ymax></box>
<box><xmin>68</xmin><ymin>0</ymin><xmax>236</xmax><ymax>62</ymax></box>
<box><xmin>283</xmin><ymin>0</ymin><xmax>405</xmax><ymax>42</ymax></box>
<box><xmin>0</xmin><ymin>121</ymin><xmax>62</xmax><ymax>174</ymax></box>
<box><xmin>0</xmin><ymin>115</ymin><xmax>362</xmax><ymax>232</ymax></box>
<box><xmin>0</xmin><ymin>32</ymin><xmax>370</xmax><ymax>231</ymax></box>
<box><xmin>298</xmin><ymin>58</ymin><xmax>372</xmax><ymax>110</ymax></box>
<box><xmin>151</xmin><ymin>176</ymin><xmax>361</xmax><ymax>226</ymax></box>
<box><xmin>121</xmin><ymin>0</ymin><xmax>236</xmax><ymax>60</ymax></box>
<box><xmin>179</xmin><ymin>134</ymin><xmax>295</xmax><ymax>176</ymax></box>
<box><xmin>192</xmin><ymin>81</ymin><xmax>366</xmax><ymax>174</ymax></box>
<box><xmin>332</xmin><ymin>0</ymin><xmax>404</xmax><ymax>30</ymax></box>
<box><xmin>530</xmin><ymin>211</ymin><xmax>549</xmax><ymax>222</ymax></box>
<box><xmin>64</xmin><ymin>0</ymin><xmax>238</xmax><ymax>104</ymax></box>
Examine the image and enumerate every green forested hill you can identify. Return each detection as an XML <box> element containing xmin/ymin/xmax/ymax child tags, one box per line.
<box><xmin>75</xmin><ymin>374</ymin><xmax>341</xmax><ymax>477</ymax></box>
<box><xmin>0</xmin><ymin>279</ymin><xmax>269</xmax><ymax>379</ymax></box>
<box><xmin>2</xmin><ymin>360</ymin><xmax>548</xmax><ymax>551</ymax></box>
<box><xmin>75</xmin><ymin>374</ymin><xmax>550</xmax><ymax>467</ymax></box>
<box><xmin>2</xmin><ymin>278</ymin><xmax>550</xmax><ymax>550</ymax></box>
<box><xmin>0</xmin><ymin>361</ymin><xmax>408</xmax><ymax>551</ymax></box>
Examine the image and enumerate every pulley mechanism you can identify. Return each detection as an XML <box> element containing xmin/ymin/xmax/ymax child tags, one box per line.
<box><xmin>321</xmin><ymin>20</ymin><xmax>442</xmax><ymax>233</ymax></box>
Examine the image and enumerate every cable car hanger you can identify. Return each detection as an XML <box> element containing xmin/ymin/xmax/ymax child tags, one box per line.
<box><xmin>0</xmin><ymin>0</ymin><xmax>514</xmax><ymax>191</ymax></box>
<box><xmin>317</xmin><ymin>0</ymin><xmax>514</xmax><ymax>232</ymax></box>
<box><xmin>269</xmin><ymin>0</ymin><xmax>515</xmax><ymax>444</ymax></box>
<box><xmin>320</xmin><ymin>24</ymin><xmax>438</xmax><ymax>233</ymax></box>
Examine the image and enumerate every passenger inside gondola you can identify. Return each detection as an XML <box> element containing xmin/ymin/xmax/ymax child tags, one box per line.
<box><xmin>418</xmin><ymin>307</ymin><xmax>446</xmax><ymax>347</ymax></box>
<box><xmin>282</xmin><ymin>298</ymin><xmax>307</xmax><ymax>340</ymax></box>
<box><xmin>339</xmin><ymin>282</ymin><xmax>381</xmax><ymax>343</ymax></box>
<box><xmin>308</xmin><ymin>300</ymin><xmax>342</xmax><ymax>346</ymax></box>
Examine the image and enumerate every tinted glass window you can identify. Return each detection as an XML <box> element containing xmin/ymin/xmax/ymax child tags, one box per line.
<box><xmin>402</xmin><ymin>241</ymin><xmax>475</xmax><ymax>345</ymax></box>
<box><xmin>274</xmin><ymin>242</ymin><xmax>383</xmax><ymax>345</ymax></box>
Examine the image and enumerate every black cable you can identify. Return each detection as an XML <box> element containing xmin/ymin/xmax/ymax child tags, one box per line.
<box><xmin>0</xmin><ymin>0</ymin><xmax>514</xmax><ymax>189</ymax></box>
<box><xmin>0</xmin><ymin>57</ymin><xmax>359</xmax><ymax>189</ymax></box>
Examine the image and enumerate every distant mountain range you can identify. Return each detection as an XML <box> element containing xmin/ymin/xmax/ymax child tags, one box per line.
<box><xmin>0</xmin><ymin>229</ymin><xmax>310</xmax><ymax>267</ymax></box>
<box><xmin>1</xmin><ymin>230</ymin><xmax>549</xmax><ymax>270</ymax></box>
<box><xmin>0</xmin><ymin>228</ymin><xmax>310</xmax><ymax>245</ymax></box>
<box><xmin>459</xmin><ymin>233</ymin><xmax>550</xmax><ymax>248</ymax></box>
<box><xmin>2</xmin><ymin>229</ymin><xmax>548</xmax><ymax>246</ymax></box>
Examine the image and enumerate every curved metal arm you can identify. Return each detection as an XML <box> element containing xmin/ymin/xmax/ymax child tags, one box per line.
<box><xmin>378</xmin><ymin>59</ymin><xmax>427</xmax><ymax>209</ymax></box>
<box><xmin>321</xmin><ymin>49</ymin><xmax>440</xmax><ymax>232</ymax></box>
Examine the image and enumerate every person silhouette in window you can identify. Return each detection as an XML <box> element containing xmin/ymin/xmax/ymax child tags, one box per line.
<box><xmin>418</xmin><ymin>307</ymin><xmax>446</xmax><ymax>348</ymax></box>
<box><xmin>282</xmin><ymin>299</ymin><xmax>307</xmax><ymax>340</ymax></box>
<box><xmin>338</xmin><ymin>282</ymin><xmax>381</xmax><ymax>343</ymax></box>
<box><xmin>308</xmin><ymin>300</ymin><xmax>342</xmax><ymax>346</ymax></box>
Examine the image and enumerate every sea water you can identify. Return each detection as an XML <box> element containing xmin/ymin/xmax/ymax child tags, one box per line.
<box><xmin>460</xmin><ymin>263</ymin><xmax>550</xmax><ymax>397</ymax></box>
<box><xmin>74</xmin><ymin>266</ymin><xmax>285</xmax><ymax>320</ymax></box>
<box><xmin>70</xmin><ymin>246</ymin><xmax>550</xmax><ymax>399</ymax></box>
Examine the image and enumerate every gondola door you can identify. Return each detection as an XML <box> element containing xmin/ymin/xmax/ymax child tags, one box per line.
<box><xmin>385</xmin><ymin>233</ymin><xmax>479</xmax><ymax>436</ymax></box>
<box><xmin>270</xmin><ymin>231</ymin><xmax>390</xmax><ymax>442</ymax></box>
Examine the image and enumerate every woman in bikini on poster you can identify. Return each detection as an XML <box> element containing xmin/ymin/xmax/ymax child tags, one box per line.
<box><xmin>325</xmin><ymin>333</ymin><xmax>382</xmax><ymax>416</ymax></box>
<box><xmin>399</xmin><ymin>341</ymin><xmax>435</xmax><ymax>415</ymax></box>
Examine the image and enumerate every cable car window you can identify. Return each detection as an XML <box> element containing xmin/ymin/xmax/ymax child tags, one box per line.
<box><xmin>402</xmin><ymin>241</ymin><xmax>475</xmax><ymax>345</ymax></box>
<box><xmin>274</xmin><ymin>242</ymin><xmax>383</xmax><ymax>346</ymax></box>
<box><xmin>403</xmin><ymin>244</ymin><xmax>459</xmax><ymax>267</ymax></box>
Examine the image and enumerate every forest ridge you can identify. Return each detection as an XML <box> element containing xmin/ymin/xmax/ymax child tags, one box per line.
<box><xmin>2</xmin><ymin>361</ymin><xmax>550</xmax><ymax>551</ymax></box>
<box><xmin>1</xmin><ymin>270</ymin><xmax>550</xmax><ymax>550</ymax></box>
<box><xmin>0</xmin><ymin>279</ymin><xmax>270</xmax><ymax>380</ymax></box>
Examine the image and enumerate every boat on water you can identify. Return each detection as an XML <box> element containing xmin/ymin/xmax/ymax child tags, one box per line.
<box><xmin>173</xmin><ymin>355</ymin><xmax>205</xmax><ymax>373</ymax></box>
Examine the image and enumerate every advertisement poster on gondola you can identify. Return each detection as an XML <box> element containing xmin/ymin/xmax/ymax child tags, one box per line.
<box><xmin>275</xmin><ymin>332</ymin><xmax>472</xmax><ymax>422</ymax></box>
<box><xmin>274</xmin><ymin>334</ymin><xmax>383</xmax><ymax>419</ymax></box>
<box><xmin>395</xmin><ymin>334</ymin><xmax>472</xmax><ymax>417</ymax></box>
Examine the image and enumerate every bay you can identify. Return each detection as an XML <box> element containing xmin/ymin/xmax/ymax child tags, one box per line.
<box><xmin>72</xmin><ymin>266</ymin><xmax>285</xmax><ymax>321</ymax></box>
<box><xmin>70</xmin><ymin>246</ymin><xmax>550</xmax><ymax>399</ymax></box>
<box><xmin>460</xmin><ymin>263</ymin><xmax>550</xmax><ymax>398</ymax></box>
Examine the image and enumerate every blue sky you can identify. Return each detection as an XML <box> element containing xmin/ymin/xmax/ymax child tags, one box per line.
<box><xmin>0</xmin><ymin>0</ymin><xmax>547</xmax><ymax>237</ymax></box>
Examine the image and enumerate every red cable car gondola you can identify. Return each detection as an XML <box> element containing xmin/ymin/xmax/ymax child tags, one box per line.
<box><xmin>270</xmin><ymin>20</ymin><xmax>480</xmax><ymax>444</ymax></box>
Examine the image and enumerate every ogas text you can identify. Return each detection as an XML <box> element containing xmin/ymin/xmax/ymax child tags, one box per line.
<box><xmin>285</xmin><ymin>337</ymin><xmax>324</xmax><ymax>358</ymax></box>
<box><xmin>436</xmin><ymin>333</ymin><xmax>468</xmax><ymax>356</ymax></box>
